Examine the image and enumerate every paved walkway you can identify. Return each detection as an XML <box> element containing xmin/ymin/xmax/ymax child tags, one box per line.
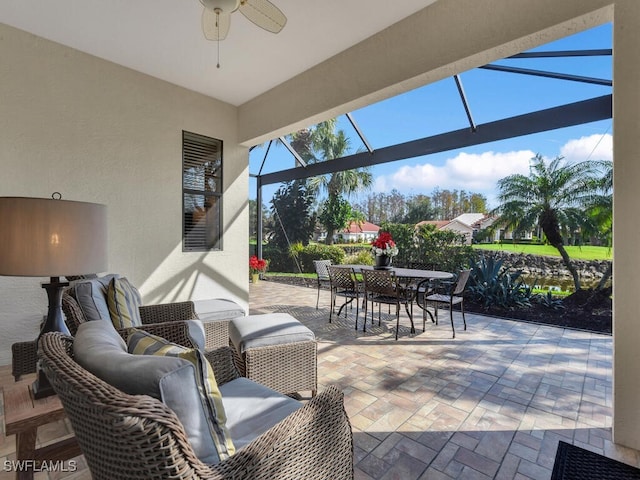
<box><xmin>0</xmin><ymin>279</ymin><xmax>637</xmax><ymax>479</ymax></box>
<box><xmin>250</xmin><ymin>279</ymin><xmax>638</xmax><ymax>480</ymax></box>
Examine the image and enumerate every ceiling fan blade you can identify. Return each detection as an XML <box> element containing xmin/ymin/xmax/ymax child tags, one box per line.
<box><xmin>202</xmin><ymin>7</ymin><xmax>231</xmax><ymax>41</ymax></box>
<box><xmin>238</xmin><ymin>0</ymin><xmax>287</xmax><ymax>34</ymax></box>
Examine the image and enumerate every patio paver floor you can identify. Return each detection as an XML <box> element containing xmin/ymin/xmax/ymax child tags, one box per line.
<box><xmin>250</xmin><ymin>280</ymin><xmax>637</xmax><ymax>480</ymax></box>
<box><xmin>0</xmin><ymin>279</ymin><xmax>637</xmax><ymax>479</ymax></box>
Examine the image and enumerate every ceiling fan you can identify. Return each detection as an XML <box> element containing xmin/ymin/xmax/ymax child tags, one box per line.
<box><xmin>200</xmin><ymin>0</ymin><xmax>287</xmax><ymax>42</ymax></box>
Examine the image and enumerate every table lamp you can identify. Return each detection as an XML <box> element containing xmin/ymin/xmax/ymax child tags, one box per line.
<box><xmin>0</xmin><ymin>194</ymin><xmax>107</xmax><ymax>398</ymax></box>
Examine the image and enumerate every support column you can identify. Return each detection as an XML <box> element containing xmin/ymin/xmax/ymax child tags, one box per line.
<box><xmin>257</xmin><ymin>176</ymin><xmax>263</xmax><ymax>260</ymax></box>
<box><xmin>613</xmin><ymin>0</ymin><xmax>640</xmax><ymax>450</ymax></box>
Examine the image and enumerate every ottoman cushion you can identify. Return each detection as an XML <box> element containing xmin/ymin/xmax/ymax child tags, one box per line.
<box><xmin>194</xmin><ymin>299</ymin><xmax>245</xmax><ymax>322</ymax></box>
<box><xmin>229</xmin><ymin>313</ymin><xmax>315</xmax><ymax>353</ymax></box>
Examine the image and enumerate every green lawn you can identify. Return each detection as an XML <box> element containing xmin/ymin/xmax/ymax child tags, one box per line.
<box><xmin>473</xmin><ymin>244</ymin><xmax>612</xmax><ymax>260</ymax></box>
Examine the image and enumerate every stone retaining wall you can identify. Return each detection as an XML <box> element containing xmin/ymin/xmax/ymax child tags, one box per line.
<box><xmin>476</xmin><ymin>250</ymin><xmax>611</xmax><ymax>281</ymax></box>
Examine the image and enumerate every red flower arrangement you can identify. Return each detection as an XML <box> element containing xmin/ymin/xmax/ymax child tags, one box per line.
<box><xmin>371</xmin><ymin>231</ymin><xmax>399</xmax><ymax>257</ymax></box>
<box><xmin>249</xmin><ymin>255</ymin><xmax>268</xmax><ymax>274</ymax></box>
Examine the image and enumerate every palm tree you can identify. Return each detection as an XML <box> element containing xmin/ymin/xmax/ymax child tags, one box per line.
<box><xmin>291</xmin><ymin>119</ymin><xmax>372</xmax><ymax>244</ymax></box>
<box><xmin>586</xmin><ymin>160</ymin><xmax>613</xmax><ymax>290</ymax></box>
<box><xmin>495</xmin><ymin>154</ymin><xmax>602</xmax><ymax>291</ymax></box>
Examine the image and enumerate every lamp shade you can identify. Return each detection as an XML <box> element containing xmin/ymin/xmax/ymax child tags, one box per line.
<box><xmin>0</xmin><ymin>197</ymin><xmax>108</xmax><ymax>277</ymax></box>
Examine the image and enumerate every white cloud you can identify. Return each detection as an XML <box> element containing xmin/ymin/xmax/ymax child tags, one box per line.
<box><xmin>372</xmin><ymin>134</ymin><xmax>614</xmax><ymax>204</ymax></box>
<box><xmin>560</xmin><ymin>133</ymin><xmax>613</xmax><ymax>163</ymax></box>
<box><xmin>374</xmin><ymin>150</ymin><xmax>534</xmax><ymax>196</ymax></box>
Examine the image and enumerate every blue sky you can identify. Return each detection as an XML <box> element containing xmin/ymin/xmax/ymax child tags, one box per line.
<box><xmin>249</xmin><ymin>23</ymin><xmax>613</xmax><ymax>210</ymax></box>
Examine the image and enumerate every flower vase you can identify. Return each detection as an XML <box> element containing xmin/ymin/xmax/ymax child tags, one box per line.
<box><xmin>251</xmin><ymin>273</ymin><xmax>260</xmax><ymax>284</ymax></box>
<box><xmin>374</xmin><ymin>254</ymin><xmax>392</xmax><ymax>270</ymax></box>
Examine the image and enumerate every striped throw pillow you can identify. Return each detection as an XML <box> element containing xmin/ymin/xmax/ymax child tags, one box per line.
<box><xmin>127</xmin><ymin>329</ymin><xmax>235</xmax><ymax>460</ymax></box>
<box><xmin>106</xmin><ymin>277</ymin><xmax>142</xmax><ymax>329</ymax></box>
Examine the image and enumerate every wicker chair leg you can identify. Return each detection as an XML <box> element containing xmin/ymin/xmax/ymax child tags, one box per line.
<box><xmin>12</xmin><ymin>341</ymin><xmax>38</xmax><ymax>381</ymax></box>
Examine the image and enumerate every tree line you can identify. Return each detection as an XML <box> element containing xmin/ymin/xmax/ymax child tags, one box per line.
<box><xmin>250</xmin><ymin>187</ymin><xmax>489</xmax><ymax>247</ymax></box>
<box><xmin>353</xmin><ymin>188</ymin><xmax>488</xmax><ymax>225</ymax></box>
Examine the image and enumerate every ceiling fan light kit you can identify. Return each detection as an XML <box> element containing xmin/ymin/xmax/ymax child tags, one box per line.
<box><xmin>200</xmin><ymin>0</ymin><xmax>240</xmax><ymax>14</ymax></box>
<box><xmin>199</xmin><ymin>0</ymin><xmax>287</xmax><ymax>68</ymax></box>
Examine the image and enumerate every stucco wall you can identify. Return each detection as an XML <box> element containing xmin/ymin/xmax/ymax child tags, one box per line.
<box><xmin>0</xmin><ymin>24</ymin><xmax>249</xmax><ymax>365</ymax></box>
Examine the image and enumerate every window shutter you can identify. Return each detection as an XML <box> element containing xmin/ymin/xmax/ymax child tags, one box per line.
<box><xmin>183</xmin><ymin>131</ymin><xmax>222</xmax><ymax>251</ymax></box>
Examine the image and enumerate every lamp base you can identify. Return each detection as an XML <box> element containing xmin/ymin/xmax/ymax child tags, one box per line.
<box><xmin>32</xmin><ymin>277</ymin><xmax>70</xmax><ymax>399</ymax></box>
<box><xmin>32</xmin><ymin>368</ymin><xmax>56</xmax><ymax>399</ymax></box>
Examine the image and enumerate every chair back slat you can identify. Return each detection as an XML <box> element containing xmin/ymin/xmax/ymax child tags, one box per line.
<box><xmin>452</xmin><ymin>269</ymin><xmax>472</xmax><ymax>296</ymax></box>
<box><xmin>328</xmin><ymin>266</ymin><xmax>357</xmax><ymax>290</ymax></box>
<box><xmin>313</xmin><ymin>260</ymin><xmax>332</xmax><ymax>279</ymax></box>
<box><xmin>362</xmin><ymin>269</ymin><xmax>398</xmax><ymax>297</ymax></box>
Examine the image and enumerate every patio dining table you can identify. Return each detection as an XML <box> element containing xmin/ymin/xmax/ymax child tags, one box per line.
<box><xmin>336</xmin><ymin>265</ymin><xmax>454</xmax><ymax>334</ymax></box>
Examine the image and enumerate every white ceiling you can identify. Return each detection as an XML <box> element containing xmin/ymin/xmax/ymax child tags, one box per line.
<box><xmin>0</xmin><ymin>0</ymin><xmax>437</xmax><ymax>106</ymax></box>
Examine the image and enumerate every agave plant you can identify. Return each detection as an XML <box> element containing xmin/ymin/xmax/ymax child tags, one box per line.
<box><xmin>468</xmin><ymin>256</ymin><xmax>533</xmax><ymax>310</ymax></box>
<box><xmin>535</xmin><ymin>291</ymin><xmax>566</xmax><ymax>310</ymax></box>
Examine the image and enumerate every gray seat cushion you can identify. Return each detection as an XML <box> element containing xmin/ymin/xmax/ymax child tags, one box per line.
<box><xmin>73</xmin><ymin>321</ymin><xmax>221</xmax><ymax>465</ymax></box>
<box><xmin>194</xmin><ymin>298</ymin><xmax>246</xmax><ymax>322</ymax></box>
<box><xmin>229</xmin><ymin>313</ymin><xmax>315</xmax><ymax>353</ymax></box>
<box><xmin>220</xmin><ymin>377</ymin><xmax>302</xmax><ymax>450</ymax></box>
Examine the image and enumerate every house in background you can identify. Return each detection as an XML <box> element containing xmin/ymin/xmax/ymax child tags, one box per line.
<box><xmin>443</xmin><ymin>213</ymin><xmax>487</xmax><ymax>244</ymax></box>
<box><xmin>418</xmin><ymin>213</ymin><xmax>491</xmax><ymax>244</ymax></box>
<box><xmin>335</xmin><ymin>221</ymin><xmax>381</xmax><ymax>243</ymax></box>
<box><xmin>419</xmin><ymin>214</ymin><xmax>534</xmax><ymax>244</ymax></box>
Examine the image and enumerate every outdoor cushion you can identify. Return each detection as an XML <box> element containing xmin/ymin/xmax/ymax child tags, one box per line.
<box><xmin>184</xmin><ymin>319</ymin><xmax>207</xmax><ymax>351</ymax></box>
<box><xmin>193</xmin><ymin>298</ymin><xmax>246</xmax><ymax>322</ymax></box>
<box><xmin>73</xmin><ymin>321</ymin><xmax>223</xmax><ymax>465</ymax></box>
<box><xmin>107</xmin><ymin>277</ymin><xmax>142</xmax><ymax>329</ymax></box>
<box><xmin>229</xmin><ymin>313</ymin><xmax>315</xmax><ymax>353</ymax></box>
<box><xmin>219</xmin><ymin>377</ymin><xmax>302</xmax><ymax>450</ymax></box>
<box><xmin>72</xmin><ymin>274</ymin><xmax>119</xmax><ymax>321</ymax></box>
<box><xmin>127</xmin><ymin>329</ymin><xmax>235</xmax><ymax>461</ymax></box>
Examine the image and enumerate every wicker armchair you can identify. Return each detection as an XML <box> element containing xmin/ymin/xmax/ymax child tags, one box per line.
<box><xmin>11</xmin><ymin>289</ymin><xmax>224</xmax><ymax>380</ymax></box>
<box><xmin>39</xmin><ymin>332</ymin><xmax>354</xmax><ymax>480</ymax></box>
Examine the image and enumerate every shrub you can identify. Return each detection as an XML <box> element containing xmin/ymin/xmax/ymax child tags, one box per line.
<box><xmin>414</xmin><ymin>224</ymin><xmax>474</xmax><ymax>272</ymax></box>
<box><xmin>345</xmin><ymin>249</ymin><xmax>375</xmax><ymax>266</ymax></box>
<box><xmin>468</xmin><ymin>256</ymin><xmax>533</xmax><ymax>310</ymax></box>
<box><xmin>297</xmin><ymin>243</ymin><xmax>346</xmax><ymax>273</ymax></box>
<box><xmin>379</xmin><ymin>223</ymin><xmax>415</xmax><ymax>266</ymax></box>
<box><xmin>262</xmin><ymin>244</ymin><xmax>299</xmax><ymax>272</ymax></box>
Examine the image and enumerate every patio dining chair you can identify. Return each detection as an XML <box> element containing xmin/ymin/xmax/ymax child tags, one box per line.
<box><xmin>327</xmin><ymin>266</ymin><xmax>362</xmax><ymax>329</ymax></box>
<box><xmin>404</xmin><ymin>261</ymin><xmax>437</xmax><ymax>316</ymax></box>
<box><xmin>423</xmin><ymin>269</ymin><xmax>471</xmax><ymax>338</ymax></box>
<box><xmin>362</xmin><ymin>269</ymin><xmax>407</xmax><ymax>340</ymax></box>
<box><xmin>313</xmin><ymin>259</ymin><xmax>332</xmax><ymax>309</ymax></box>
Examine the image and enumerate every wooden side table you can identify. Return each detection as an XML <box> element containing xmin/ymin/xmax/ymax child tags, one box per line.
<box><xmin>3</xmin><ymin>379</ymin><xmax>82</xmax><ymax>480</ymax></box>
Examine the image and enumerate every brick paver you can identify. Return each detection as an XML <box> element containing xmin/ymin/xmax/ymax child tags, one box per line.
<box><xmin>250</xmin><ymin>279</ymin><xmax>639</xmax><ymax>479</ymax></box>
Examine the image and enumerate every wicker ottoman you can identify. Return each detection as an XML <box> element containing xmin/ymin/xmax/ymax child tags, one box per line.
<box><xmin>193</xmin><ymin>299</ymin><xmax>246</xmax><ymax>350</ymax></box>
<box><xmin>229</xmin><ymin>313</ymin><xmax>317</xmax><ymax>397</ymax></box>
